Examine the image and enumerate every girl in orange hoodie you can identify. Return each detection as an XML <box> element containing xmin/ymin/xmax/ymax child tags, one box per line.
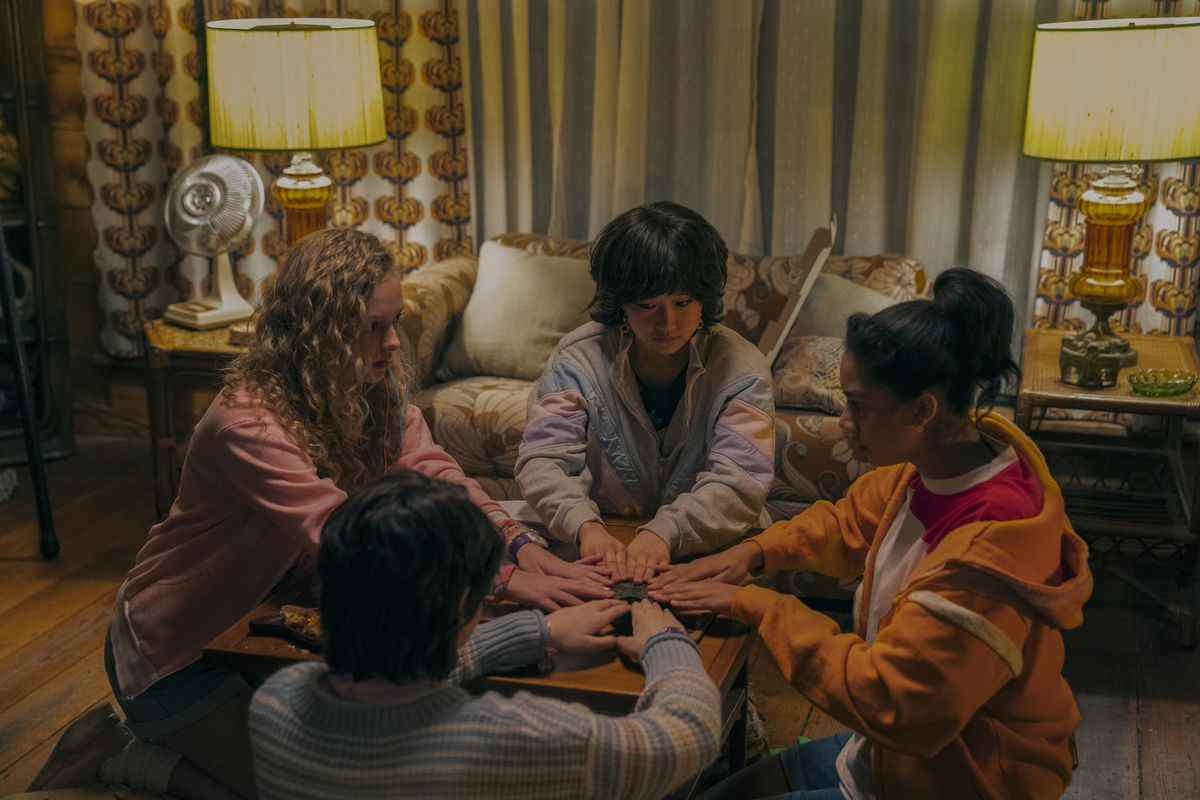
<box><xmin>653</xmin><ymin>268</ymin><xmax>1093</xmax><ymax>800</ymax></box>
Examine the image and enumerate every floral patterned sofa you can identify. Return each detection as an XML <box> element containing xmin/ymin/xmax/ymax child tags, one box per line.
<box><xmin>396</xmin><ymin>233</ymin><xmax>930</xmax><ymax>518</ymax></box>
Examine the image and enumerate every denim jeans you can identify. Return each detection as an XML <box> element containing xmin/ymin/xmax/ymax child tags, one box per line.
<box><xmin>774</xmin><ymin>733</ymin><xmax>853</xmax><ymax>800</ymax></box>
<box><xmin>104</xmin><ymin>630</ymin><xmax>249</xmax><ymax>741</ymax></box>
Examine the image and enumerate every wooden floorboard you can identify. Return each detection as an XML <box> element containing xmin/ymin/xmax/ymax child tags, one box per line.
<box><xmin>0</xmin><ymin>698</ymin><xmax>108</xmax><ymax>794</ymax></box>
<box><xmin>749</xmin><ymin>639</ymin><xmax>816</xmax><ymax>748</ymax></box>
<box><xmin>801</xmin><ymin>706</ymin><xmax>848</xmax><ymax>742</ymax></box>
<box><xmin>0</xmin><ymin>730</ymin><xmax>57</xmax><ymax>794</ymax></box>
<box><xmin>0</xmin><ymin>641</ymin><xmax>112</xmax><ymax>775</ymax></box>
<box><xmin>0</xmin><ymin>437</ymin><xmax>148</xmax><ymax>795</ymax></box>
<box><xmin>1136</xmin><ymin>601</ymin><xmax>1200</xmax><ymax>800</ymax></box>
<box><xmin>0</xmin><ymin>545</ymin><xmax>141</xmax><ymax>665</ymax></box>
<box><xmin>0</xmin><ymin>588</ymin><xmax>115</xmax><ymax>716</ymax></box>
<box><xmin>1062</xmin><ymin>599</ymin><xmax>1141</xmax><ymax>800</ymax></box>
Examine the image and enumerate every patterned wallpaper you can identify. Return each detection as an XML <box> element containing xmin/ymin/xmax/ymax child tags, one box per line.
<box><xmin>77</xmin><ymin>0</ymin><xmax>472</xmax><ymax>359</ymax></box>
<box><xmin>1031</xmin><ymin>0</ymin><xmax>1200</xmax><ymax>338</ymax></box>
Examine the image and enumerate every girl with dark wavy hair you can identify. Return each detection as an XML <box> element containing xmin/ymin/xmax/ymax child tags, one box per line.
<box><xmin>515</xmin><ymin>202</ymin><xmax>776</xmax><ymax>583</ymax></box>
<box><xmin>34</xmin><ymin>230</ymin><xmax>607</xmax><ymax>800</ymax></box>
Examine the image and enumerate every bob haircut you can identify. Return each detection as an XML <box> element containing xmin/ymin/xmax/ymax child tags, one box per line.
<box><xmin>844</xmin><ymin>267</ymin><xmax>1020</xmax><ymax>417</ymax></box>
<box><xmin>318</xmin><ymin>470</ymin><xmax>503</xmax><ymax>682</ymax></box>
<box><xmin>588</xmin><ymin>201</ymin><xmax>728</xmax><ymax>328</ymax></box>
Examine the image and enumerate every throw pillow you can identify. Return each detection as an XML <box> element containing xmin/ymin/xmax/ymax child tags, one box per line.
<box><xmin>441</xmin><ymin>241</ymin><xmax>596</xmax><ymax>381</ymax></box>
<box><xmin>791</xmin><ymin>273</ymin><xmax>894</xmax><ymax>339</ymax></box>
<box><xmin>773</xmin><ymin>335</ymin><xmax>846</xmax><ymax>414</ymax></box>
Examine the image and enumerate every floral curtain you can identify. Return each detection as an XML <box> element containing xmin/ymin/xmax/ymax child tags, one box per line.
<box><xmin>1031</xmin><ymin>0</ymin><xmax>1200</xmax><ymax>337</ymax></box>
<box><xmin>77</xmin><ymin>0</ymin><xmax>471</xmax><ymax>359</ymax></box>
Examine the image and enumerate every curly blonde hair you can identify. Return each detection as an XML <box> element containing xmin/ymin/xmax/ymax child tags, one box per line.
<box><xmin>225</xmin><ymin>228</ymin><xmax>406</xmax><ymax>491</ymax></box>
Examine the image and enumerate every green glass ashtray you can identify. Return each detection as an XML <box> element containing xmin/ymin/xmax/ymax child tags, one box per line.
<box><xmin>1127</xmin><ymin>369</ymin><xmax>1198</xmax><ymax>397</ymax></box>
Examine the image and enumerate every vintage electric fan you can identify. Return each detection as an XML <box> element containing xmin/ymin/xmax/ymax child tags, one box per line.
<box><xmin>162</xmin><ymin>154</ymin><xmax>264</xmax><ymax>330</ymax></box>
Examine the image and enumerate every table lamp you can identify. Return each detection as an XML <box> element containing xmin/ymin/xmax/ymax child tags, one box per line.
<box><xmin>206</xmin><ymin>18</ymin><xmax>386</xmax><ymax>248</ymax></box>
<box><xmin>1022</xmin><ymin>17</ymin><xmax>1200</xmax><ymax>388</ymax></box>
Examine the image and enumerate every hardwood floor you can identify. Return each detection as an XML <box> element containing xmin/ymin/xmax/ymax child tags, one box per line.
<box><xmin>0</xmin><ymin>435</ymin><xmax>1196</xmax><ymax>798</ymax></box>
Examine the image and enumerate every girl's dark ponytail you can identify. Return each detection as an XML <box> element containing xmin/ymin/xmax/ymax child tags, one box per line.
<box><xmin>845</xmin><ymin>267</ymin><xmax>1019</xmax><ymax>417</ymax></box>
<box><xmin>931</xmin><ymin>268</ymin><xmax>1020</xmax><ymax>414</ymax></box>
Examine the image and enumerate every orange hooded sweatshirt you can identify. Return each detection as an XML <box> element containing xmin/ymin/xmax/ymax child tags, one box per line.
<box><xmin>732</xmin><ymin>414</ymin><xmax>1093</xmax><ymax>800</ymax></box>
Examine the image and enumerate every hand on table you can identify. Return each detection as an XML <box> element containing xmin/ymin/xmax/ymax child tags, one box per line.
<box><xmin>504</xmin><ymin>569</ymin><xmax>613</xmax><ymax>611</ymax></box>
<box><xmin>649</xmin><ymin>580</ymin><xmax>741</xmax><ymax>617</ymax></box>
<box><xmin>579</xmin><ymin>522</ymin><xmax>627</xmax><ymax>578</ymax></box>
<box><xmin>545</xmin><ymin>599</ymin><xmax>627</xmax><ymax>653</ymax></box>
<box><xmin>616</xmin><ymin>600</ymin><xmax>686</xmax><ymax>662</ymax></box>
<box><xmin>649</xmin><ymin>540</ymin><xmax>763</xmax><ymax>591</ymax></box>
<box><xmin>625</xmin><ymin>531</ymin><xmax>670</xmax><ymax>583</ymax></box>
<box><xmin>517</xmin><ymin>542</ymin><xmax>612</xmax><ymax>587</ymax></box>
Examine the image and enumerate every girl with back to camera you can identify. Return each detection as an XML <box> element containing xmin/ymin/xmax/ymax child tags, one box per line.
<box><xmin>32</xmin><ymin>229</ymin><xmax>607</xmax><ymax>800</ymax></box>
<box><xmin>655</xmin><ymin>268</ymin><xmax>1093</xmax><ymax>800</ymax></box>
<box><xmin>514</xmin><ymin>201</ymin><xmax>776</xmax><ymax>583</ymax></box>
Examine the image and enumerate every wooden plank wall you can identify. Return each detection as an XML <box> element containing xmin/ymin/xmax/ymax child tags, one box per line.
<box><xmin>42</xmin><ymin>0</ymin><xmax>152</xmax><ymax>435</ymax></box>
<box><xmin>43</xmin><ymin>0</ymin><xmax>95</xmax><ymax>399</ymax></box>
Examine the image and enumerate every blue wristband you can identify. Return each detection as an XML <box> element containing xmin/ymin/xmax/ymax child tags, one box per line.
<box><xmin>508</xmin><ymin>531</ymin><xmax>539</xmax><ymax>562</ymax></box>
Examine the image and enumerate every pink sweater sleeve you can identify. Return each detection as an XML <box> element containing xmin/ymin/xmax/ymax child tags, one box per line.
<box><xmin>219</xmin><ymin>417</ymin><xmax>348</xmax><ymax>547</ymax></box>
<box><xmin>393</xmin><ymin>405</ymin><xmax>520</xmax><ymax>541</ymax></box>
<box><xmin>394</xmin><ymin>404</ymin><xmax>520</xmax><ymax>590</ymax></box>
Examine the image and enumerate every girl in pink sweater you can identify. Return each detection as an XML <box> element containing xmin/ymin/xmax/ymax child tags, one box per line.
<box><xmin>34</xmin><ymin>230</ymin><xmax>608</xmax><ymax>800</ymax></box>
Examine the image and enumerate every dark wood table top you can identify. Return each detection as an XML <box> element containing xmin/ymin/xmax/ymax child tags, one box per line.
<box><xmin>202</xmin><ymin>521</ymin><xmax>757</xmax><ymax>715</ymax></box>
<box><xmin>204</xmin><ymin>601</ymin><xmax>754</xmax><ymax>715</ymax></box>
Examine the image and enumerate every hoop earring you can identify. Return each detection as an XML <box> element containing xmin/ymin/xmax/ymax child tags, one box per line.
<box><xmin>619</xmin><ymin>321</ymin><xmax>630</xmax><ymax>335</ymax></box>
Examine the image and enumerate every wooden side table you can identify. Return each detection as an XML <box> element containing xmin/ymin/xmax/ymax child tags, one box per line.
<box><xmin>1017</xmin><ymin>328</ymin><xmax>1200</xmax><ymax>646</ymax></box>
<box><xmin>144</xmin><ymin>320</ymin><xmax>246</xmax><ymax>518</ymax></box>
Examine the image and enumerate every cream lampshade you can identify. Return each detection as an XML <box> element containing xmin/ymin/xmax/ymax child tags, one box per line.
<box><xmin>1022</xmin><ymin>17</ymin><xmax>1200</xmax><ymax>388</ymax></box>
<box><xmin>206</xmin><ymin>18</ymin><xmax>386</xmax><ymax>247</ymax></box>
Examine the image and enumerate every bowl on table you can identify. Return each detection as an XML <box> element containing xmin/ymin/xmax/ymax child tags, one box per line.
<box><xmin>1127</xmin><ymin>369</ymin><xmax>1198</xmax><ymax>397</ymax></box>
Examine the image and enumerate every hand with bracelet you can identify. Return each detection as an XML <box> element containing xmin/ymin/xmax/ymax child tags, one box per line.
<box><xmin>615</xmin><ymin>599</ymin><xmax>688</xmax><ymax>662</ymax></box>
<box><xmin>501</xmin><ymin>521</ymin><xmax>613</xmax><ymax>610</ymax></box>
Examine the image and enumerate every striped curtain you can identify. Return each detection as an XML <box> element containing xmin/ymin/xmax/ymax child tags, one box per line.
<box><xmin>459</xmin><ymin>0</ymin><xmax>1050</xmax><ymax>321</ymax></box>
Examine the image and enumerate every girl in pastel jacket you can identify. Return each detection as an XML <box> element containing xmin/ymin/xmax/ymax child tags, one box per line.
<box><xmin>656</xmin><ymin>268</ymin><xmax>1092</xmax><ymax>800</ymax></box>
<box><xmin>514</xmin><ymin>202</ymin><xmax>776</xmax><ymax>583</ymax></box>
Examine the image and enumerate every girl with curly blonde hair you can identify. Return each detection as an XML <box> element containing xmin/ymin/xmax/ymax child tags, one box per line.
<box><xmin>32</xmin><ymin>230</ymin><xmax>607</xmax><ymax>800</ymax></box>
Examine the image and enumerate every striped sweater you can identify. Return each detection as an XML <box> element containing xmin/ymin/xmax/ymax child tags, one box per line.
<box><xmin>248</xmin><ymin>611</ymin><xmax>721</xmax><ymax>799</ymax></box>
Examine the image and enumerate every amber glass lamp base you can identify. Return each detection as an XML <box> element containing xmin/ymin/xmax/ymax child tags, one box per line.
<box><xmin>1059</xmin><ymin>166</ymin><xmax>1145</xmax><ymax>389</ymax></box>
<box><xmin>273</xmin><ymin>152</ymin><xmax>333</xmax><ymax>247</ymax></box>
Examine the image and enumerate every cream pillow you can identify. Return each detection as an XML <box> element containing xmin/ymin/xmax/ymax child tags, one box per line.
<box><xmin>790</xmin><ymin>273</ymin><xmax>894</xmax><ymax>339</ymax></box>
<box><xmin>442</xmin><ymin>241</ymin><xmax>596</xmax><ymax>381</ymax></box>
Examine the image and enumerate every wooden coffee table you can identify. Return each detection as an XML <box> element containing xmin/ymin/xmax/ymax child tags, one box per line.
<box><xmin>202</xmin><ymin>521</ymin><xmax>757</xmax><ymax>794</ymax></box>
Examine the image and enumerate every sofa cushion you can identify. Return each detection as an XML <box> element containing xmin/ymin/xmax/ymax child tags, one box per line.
<box><xmin>773</xmin><ymin>335</ymin><xmax>846</xmax><ymax>415</ymax></box>
<box><xmin>441</xmin><ymin>242</ymin><xmax>595</xmax><ymax>381</ymax></box>
<box><xmin>769</xmin><ymin>411</ymin><xmax>871</xmax><ymax>516</ymax></box>
<box><xmin>723</xmin><ymin>252</ymin><xmax>824</xmax><ymax>345</ymax></box>
<box><xmin>491</xmin><ymin>232</ymin><xmax>591</xmax><ymax>259</ymax></box>
<box><xmin>791</xmin><ymin>273</ymin><xmax>895</xmax><ymax>340</ymax></box>
<box><xmin>825</xmin><ymin>254</ymin><xmax>928</xmax><ymax>301</ymax></box>
<box><xmin>398</xmin><ymin>256</ymin><xmax>478</xmax><ymax>389</ymax></box>
<box><xmin>413</xmin><ymin>376</ymin><xmax>533</xmax><ymax>480</ymax></box>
